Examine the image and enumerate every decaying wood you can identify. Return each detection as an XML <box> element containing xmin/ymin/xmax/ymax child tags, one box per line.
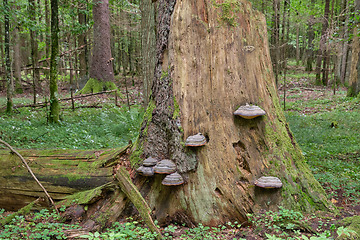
<box><xmin>0</xmin><ymin>145</ymin><xmax>129</xmax><ymax>211</ymax></box>
<box><xmin>115</xmin><ymin>167</ymin><xmax>162</xmax><ymax>239</ymax></box>
<box><xmin>0</xmin><ymin>139</ymin><xmax>59</xmax><ymax>214</ymax></box>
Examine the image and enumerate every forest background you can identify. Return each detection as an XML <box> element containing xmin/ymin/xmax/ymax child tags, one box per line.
<box><xmin>0</xmin><ymin>0</ymin><xmax>360</xmax><ymax>239</ymax></box>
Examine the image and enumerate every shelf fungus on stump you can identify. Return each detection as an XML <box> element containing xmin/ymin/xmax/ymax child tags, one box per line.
<box><xmin>162</xmin><ymin>172</ymin><xmax>184</xmax><ymax>186</ymax></box>
<box><xmin>136</xmin><ymin>166</ymin><xmax>155</xmax><ymax>176</ymax></box>
<box><xmin>254</xmin><ymin>176</ymin><xmax>283</xmax><ymax>188</ymax></box>
<box><xmin>234</xmin><ymin>103</ymin><xmax>266</xmax><ymax>119</ymax></box>
<box><xmin>143</xmin><ymin>157</ymin><xmax>158</xmax><ymax>167</ymax></box>
<box><xmin>154</xmin><ymin>159</ymin><xmax>177</xmax><ymax>174</ymax></box>
<box><xmin>185</xmin><ymin>133</ymin><xmax>207</xmax><ymax>147</ymax></box>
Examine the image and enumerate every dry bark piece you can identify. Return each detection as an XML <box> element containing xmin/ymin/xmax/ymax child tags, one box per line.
<box><xmin>137</xmin><ymin>166</ymin><xmax>155</xmax><ymax>176</ymax></box>
<box><xmin>185</xmin><ymin>133</ymin><xmax>206</xmax><ymax>147</ymax></box>
<box><xmin>255</xmin><ymin>176</ymin><xmax>283</xmax><ymax>188</ymax></box>
<box><xmin>154</xmin><ymin>159</ymin><xmax>176</xmax><ymax>174</ymax></box>
<box><xmin>143</xmin><ymin>157</ymin><xmax>158</xmax><ymax>167</ymax></box>
<box><xmin>234</xmin><ymin>103</ymin><xmax>266</xmax><ymax>119</ymax></box>
<box><xmin>162</xmin><ymin>172</ymin><xmax>184</xmax><ymax>186</ymax></box>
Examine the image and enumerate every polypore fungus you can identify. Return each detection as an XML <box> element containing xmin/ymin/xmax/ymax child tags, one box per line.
<box><xmin>234</xmin><ymin>103</ymin><xmax>266</xmax><ymax>119</ymax></box>
<box><xmin>254</xmin><ymin>176</ymin><xmax>282</xmax><ymax>188</ymax></box>
<box><xmin>143</xmin><ymin>157</ymin><xmax>158</xmax><ymax>167</ymax></box>
<box><xmin>162</xmin><ymin>172</ymin><xmax>184</xmax><ymax>186</ymax></box>
<box><xmin>185</xmin><ymin>133</ymin><xmax>207</xmax><ymax>147</ymax></box>
<box><xmin>136</xmin><ymin>166</ymin><xmax>155</xmax><ymax>176</ymax></box>
<box><xmin>154</xmin><ymin>159</ymin><xmax>177</xmax><ymax>174</ymax></box>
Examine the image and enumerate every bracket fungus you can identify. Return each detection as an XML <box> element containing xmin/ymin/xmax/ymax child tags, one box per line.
<box><xmin>254</xmin><ymin>176</ymin><xmax>283</xmax><ymax>188</ymax></box>
<box><xmin>185</xmin><ymin>133</ymin><xmax>207</xmax><ymax>147</ymax></box>
<box><xmin>143</xmin><ymin>157</ymin><xmax>158</xmax><ymax>167</ymax></box>
<box><xmin>136</xmin><ymin>166</ymin><xmax>155</xmax><ymax>176</ymax></box>
<box><xmin>234</xmin><ymin>103</ymin><xmax>266</xmax><ymax>119</ymax></box>
<box><xmin>154</xmin><ymin>159</ymin><xmax>177</xmax><ymax>174</ymax></box>
<box><xmin>162</xmin><ymin>172</ymin><xmax>184</xmax><ymax>186</ymax></box>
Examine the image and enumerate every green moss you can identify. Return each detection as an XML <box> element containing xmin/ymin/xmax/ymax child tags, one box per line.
<box><xmin>60</xmin><ymin>184</ymin><xmax>107</xmax><ymax>206</ymax></box>
<box><xmin>262</xmin><ymin>84</ymin><xmax>335</xmax><ymax>213</ymax></box>
<box><xmin>129</xmin><ymin>99</ymin><xmax>156</xmax><ymax>166</ymax></box>
<box><xmin>212</xmin><ymin>0</ymin><xmax>241</xmax><ymax>27</ymax></box>
<box><xmin>338</xmin><ymin>216</ymin><xmax>360</xmax><ymax>239</ymax></box>
<box><xmin>173</xmin><ymin>97</ymin><xmax>180</xmax><ymax>120</ymax></box>
<box><xmin>77</xmin><ymin>78</ymin><xmax>120</xmax><ymax>95</ymax></box>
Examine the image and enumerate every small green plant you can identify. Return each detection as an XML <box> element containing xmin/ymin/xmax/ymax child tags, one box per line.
<box><xmin>336</xmin><ymin>226</ymin><xmax>358</xmax><ymax>239</ymax></box>
<box><xmin>0</xmin><ymin>209</ymin><xmax>79</xmax><ymax>240</ymax></box>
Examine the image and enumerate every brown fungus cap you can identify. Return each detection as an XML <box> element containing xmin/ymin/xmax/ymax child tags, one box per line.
<box><xmin>234</xmin><ymin>103</ymin><xmax>266</xmax><ymax>119</ymax></box>
<box><xmin>143</xmin><ymin>157</ymin><xmax>158</xmax><ymax>167</ymax></box>
<box><xmin>154</xmin><ymin>159</ymin><xmax>176</xmax><ymax>174</ymax></box>
<box><xmin>185</xmin><ymin>133</ymin><xmax>206</xmax><ymax>147</ymax></box>
<box><xmin>254</xmin><ymin>176</ymin><xmax>282</xmax><ymax>188</ymax></box>
<box><xmin>136</xmin><ymin>166</ymin><xmax>154</xmax><ymax>177</ymax></box>
<box><xmin>162</xmin><ymin>172</ymin><xmax>184</xmax><ymax>186</ymax></box>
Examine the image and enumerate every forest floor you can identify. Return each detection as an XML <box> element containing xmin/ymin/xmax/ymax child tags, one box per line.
<box><xmin>0</xmin><ymin>67</ymin><xmax>360</xmax><ymax>239</ymax></box>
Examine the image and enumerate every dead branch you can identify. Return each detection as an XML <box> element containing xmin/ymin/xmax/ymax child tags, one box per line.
<box><xmin>0</xmin><ymin>139</ymin><xmax>59</xmax><ymax>214</ymax></box>
<box><xmin>8</xmin><ymin>90</ymin><xmax>118</xmax><ymax>109</ymax></box>
<box><xmin>115</xmin><ymin>167</ymin><xmax>162</xmax><ymax>239</ymax></box>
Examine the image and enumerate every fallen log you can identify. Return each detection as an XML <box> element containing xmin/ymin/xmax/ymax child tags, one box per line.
<box><xmin>0</xmin><ymin>145</ymin><xmax>129</xmax><ymax>211</ymax></box>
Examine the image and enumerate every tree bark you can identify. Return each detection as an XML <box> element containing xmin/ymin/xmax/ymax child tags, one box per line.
<box><xmin>315</xmin><ymin>0</ymin><xmax>330</xmax><ymax>85</ymax></box>
<box><xmin>78</xmin><ymin>1</ymin><xmax>88</xmax><ymax>78</ymax></box>
<box><xmin>140</xmin><ymin>0</ymin><xmax>156</xmax><ymax>106</ymax></box>
<box><xmin>128</xmin><ymin>0</ymin><xmax>334</xmax><ymax>226</ymax></box>
<box><xmin>4</xmin><ymin>0</ymin><xmax>13</xmax><ymax>113</ymax></box>
<box><xmin>49</xmin><ymin>0</ymin><xmax>60</xmax><ymax>123</ymax></box>
<box><xmin>29</xmin><ymin>0</ymin><xmax>41</xmax><ymax>104</ymax></box>
<box><xmin>347</xmin><ymin>0</ymin><xmax>360</xmax><ymax>97</ymax></box>
<box><xmin>89</xmin><ymin>0</ymin><xmax>114</xmax><ymax>81</ymax></box>
<box><xmin>12</xmin><ymin>6</ymin><xmax>23</xmax><ymax>94</ymax></box>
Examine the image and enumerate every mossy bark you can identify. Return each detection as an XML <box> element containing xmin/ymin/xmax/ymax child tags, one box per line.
<box><xmin>49</xmin><ymin>0</ymin><xmax>60</xmax><ymax>123</ymax></box>
<box><xmin>77</xmin><ymin>78</ymin><xmax>118</xmax><ymax>95</ymax></box>
<box><xmin>130</xmin><ymin>0</ymin><xmax>335</xmax><ymax>227</ymax></box>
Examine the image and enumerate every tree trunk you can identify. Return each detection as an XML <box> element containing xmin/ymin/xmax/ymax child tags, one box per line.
<box><xmin>29</xmin><ymin>0</ymin><xmax>41</xmax><ymax>104</ymax></box>
<box><xmin>305</xmin><ymin>15</ymin><xmax>315</xmax><ymax>72</ymax></box>
<box><xmin>271</xmin><ymin>0</ymin><xmax>280</xmax><ymax>85</ymax></box>
<box><xmin>78</xmin><ymin>1</ymin><xmax>88</xmax><ymax>78</ymax></box>
<box><xmin>127</xmin><ymin>0</ymin><xmax>334</xmax><ymax>226</ymax></box>
<box><xmin>315</xmin><ymin>0</ymin><xmax>330</xmax><ymax>85</ymax></box>
<box><xmin>81</xmin><ymin>0</ymin><xmax>115</xmax><ymax>94</ymax></box>
<box><xmin>0</xmin><ymin>148</ymin><xmax>122</xmax><ymax>211</ymax></box>
<box><xmin>49</xmin><ymin>0</ymin><xmax>60</xmax><ymax>123</ymax></box>
<box><xmin>4</xmin><ymin>0</ymin><xmax>13</xmax><ymax>113</ymax></box>
<box><xmin>347</xmin><ymin>0</ymin><xmax>360</xmax><ymax>97</ymax></box>
<box><xmin>12</xmin><ymin>6</ymin><xmax>23</xmax><ymax>94</ymax></box>
<box><xmin>140</xmin><ymin>0</ymin><xmax>156</xmax><ymax>107</ymax></box>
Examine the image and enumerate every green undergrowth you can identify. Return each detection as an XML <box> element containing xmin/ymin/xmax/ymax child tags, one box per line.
<box><xmin>0</xmin><ymin>208</ymin><xmax>79</xmax><ymax>239</ymax></box>
<box><xmin>0</xmin><ymin>104</ymin><xmax>144</xmax><ymax>149</ymax></box>
<box><xmin>285</xmin><ymin>97</ymin><xmax>360</xmax><ymax>205</ymax></box>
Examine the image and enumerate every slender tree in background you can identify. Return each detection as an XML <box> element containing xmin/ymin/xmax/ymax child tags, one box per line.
<box><xmin>78</xmin><ymin>0</ymin><xmax>88</xmax><ymax>78</ymax></box>
<box><xmin>315</xmin><ymin>0</ymin><xmax>330</xmax><ymax>85</ymax></box>
<box><xmin>29</xmin><ymin>0</ymin><xmax>40</xmax><ymax>104</ymax></box>
<box><xmin>4</xmin><ymin>0</ymin><xmax>13</xmax><ymax>113</ymax></box>
<box><xmin>49</xmin><ymin>0</ymin><xmax>60</xmax><ymax>123</ymax></box>
<box><xmin>12</xmin><ymin>5</ymin><xmax>23</xmax><ymax>94</ymax></box>
<box><xmin>347</xmin><ymin>0</ymin><xmax>360</xmax><ymax>97</ymax></box>
<box><xmin>79</xmin><ymin>0</ymin><xmax>116</xmax><ymax>94</ymax></box>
